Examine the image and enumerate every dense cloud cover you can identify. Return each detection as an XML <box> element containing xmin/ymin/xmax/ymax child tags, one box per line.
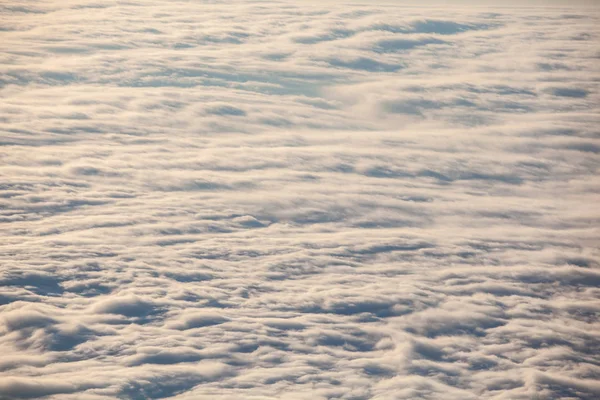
<box><xmin>1</xmin><ymin>0</ymin><xmax>600</xmax><ymax>399</ymax></box>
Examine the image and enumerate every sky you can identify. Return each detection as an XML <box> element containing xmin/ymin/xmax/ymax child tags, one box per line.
<box><xmin>1</xmin><ymin>0</ymin><xmax>600</xmax><ymax>399</ymax></box>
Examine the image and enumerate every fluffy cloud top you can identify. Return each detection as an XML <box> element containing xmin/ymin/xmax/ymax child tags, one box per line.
<box><xmin>1</xmin><ymin>0</ymin><xmax>599</xmax><ymax>399</ymax></box>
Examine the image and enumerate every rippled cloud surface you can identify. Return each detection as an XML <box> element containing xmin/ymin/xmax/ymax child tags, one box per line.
<box><xmin>1</xmin><ymin>1</ymin><xmax>600</xmax><ymax>399</ymax></box>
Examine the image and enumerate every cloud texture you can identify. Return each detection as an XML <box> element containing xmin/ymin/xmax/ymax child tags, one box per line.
<box><xmin>1</xmin><ymin>0</ymin><xmax>600</xmax><ymax>399</ymax></box>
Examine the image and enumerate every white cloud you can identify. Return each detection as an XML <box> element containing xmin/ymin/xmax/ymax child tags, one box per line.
<box><xmin>1</xmin><ymin>0</ymin><xmax>599</xmax><ymax>399</ymax></box>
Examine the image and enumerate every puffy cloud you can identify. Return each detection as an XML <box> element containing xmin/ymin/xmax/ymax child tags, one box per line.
<box><xmin>1</xmin><ymin>0</ymin><xmax>599</xmax><ymax>399</ymax></box>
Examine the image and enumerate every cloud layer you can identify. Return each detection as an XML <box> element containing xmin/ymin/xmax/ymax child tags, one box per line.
<box><xmin>1</xmin><ymin>1</ymin><xmax>599</xmax><ymax>399</ymax></box>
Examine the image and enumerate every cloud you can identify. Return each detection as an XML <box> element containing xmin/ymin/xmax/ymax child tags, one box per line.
<box><xmin>1</xmin><ymin>0</ymin><xmax>599</xmax><ymax>399</ymax></box>
<box><xmin>0</xmin><ymin>379</ymin><xmax>82</xmax><ymax>399</ymax></box>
